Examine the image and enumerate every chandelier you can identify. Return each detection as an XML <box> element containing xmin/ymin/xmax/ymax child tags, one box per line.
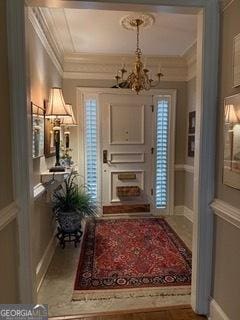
<box><xmin>114</xmin><ymin>15</ymin><xmax>163</xmax><ymax>94</ymax></box>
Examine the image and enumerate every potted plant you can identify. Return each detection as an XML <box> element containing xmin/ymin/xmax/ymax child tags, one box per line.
<box><xmin>52</xmin><ymin>172</ymin><xmax>98</xmax><ymax>247</ymax></box>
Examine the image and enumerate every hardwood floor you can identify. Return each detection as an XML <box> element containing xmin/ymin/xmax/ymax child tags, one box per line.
<box><xmin>55</xmin><ymin>307</ymin><xmax>206</xmax><ymax>320</ymax></box>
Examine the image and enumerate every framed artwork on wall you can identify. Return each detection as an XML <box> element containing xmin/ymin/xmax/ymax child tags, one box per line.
<box><xmin>233</xmin><ymin>33</ymin><xmax>240</xmax><ymax>88</ymax></box>
<box><xmin>223</xmin><ymin>94</ymin><xmax>240</xmax><ymax>189</ymax></box>
<box><xmin>44</xmin><ymin>100</ymin><xmax>56</xmax><ymax>158</ymax></box>
<box><xmin>188</xmin><ymin>135</ymin><xmax>195</xmax><ymax>157</ymax></box>
<box><xmin>31</xmin><ymin>102</ymin><xmax>45</xmax><ymax>159</ymax></box>
<box><xmin>188</xmin><ymin>111</ymin><xmax>196</xmax><ymax>134</ymax></box>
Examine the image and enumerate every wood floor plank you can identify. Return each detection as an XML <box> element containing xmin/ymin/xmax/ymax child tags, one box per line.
<box><xmin>70</xmin><ymin>308</ymin><xmax>206</xmax><ymax>320</ymax></box>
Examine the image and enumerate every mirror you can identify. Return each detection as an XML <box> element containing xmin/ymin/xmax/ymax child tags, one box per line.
<box><xmin>31</xmin><ymin>102</ymin><xmax>45</xmax><ymax>159</ymax></box>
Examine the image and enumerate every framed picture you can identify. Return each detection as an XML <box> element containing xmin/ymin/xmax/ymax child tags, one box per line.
<box><xmin>233</xmin><ymin>33</ymin><xmax>240</xmax><ymax>88</ymax></box>
<box><xmin>188</xmin><ymin>111</ymin><xmax>196</xmax><ymax>134</ymax></box>
<box><xmin>188</xmin><ymin>135</ymin><xmax>195</xmax><ymax>157</ymax></box>
<box><xmin>44</xmin><ymin>100</ymin><xmax>56</xmax><ymax>158</ymax></box>
<box><xmin>31</xmin><ymin>102</ymin><xmax>45</xmax><ymax>159</ymax></box>
<box><xmin>223</xmin><ymin>94</ymin><xmax>240</xmax><ymax>189</ymax></box>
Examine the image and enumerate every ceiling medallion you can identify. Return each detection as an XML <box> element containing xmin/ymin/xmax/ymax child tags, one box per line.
<box><xmin>120</xmin><ymin>13</ymin><xmax>155</xmax><ymax>30</ymax></box>
<box><xmin>114</xmin><ymin>14</ymin><xmax>163</xmax><ymax>94</ymax></box>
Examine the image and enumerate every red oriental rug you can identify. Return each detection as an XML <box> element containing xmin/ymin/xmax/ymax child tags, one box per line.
<box><xmin>73</xmin><ymin>218</ymin><xmax>191</xmax><ymax>300</ymax></box>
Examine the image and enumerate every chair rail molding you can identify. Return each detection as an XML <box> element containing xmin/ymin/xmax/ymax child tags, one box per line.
<box><xmin>209</xmin><ymin>299</ymin><xmax>230</xmax><ymax>320</ymax></box>
<box><xmin>211</xmin><ymin>199</ymin><xmax>240</xmax><ymax>230</ymax></box>
<box><xmin>33</xmin><ymin>183</ymin><xmax>46</xmax><ymax>200</ymax></box>
<box><xmin>174</xmin><ymin>164</ymin><xmax>194</xmax><ymax>174</ymax></box>
<box><xmin>0</xmin><ymin>202</ymin><xmax>19</xmax><ymax>232</ymax></box>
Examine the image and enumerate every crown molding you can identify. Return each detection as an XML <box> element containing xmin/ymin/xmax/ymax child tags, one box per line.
<box><xmin>63</xmin><ymin>53</ymin><xmax>188</xmax><ymax>81</ymax></box>
<box><xmin>27</xmin><ymin>7</ymin><xmax>63</xmax><ymax>76</ymax></box>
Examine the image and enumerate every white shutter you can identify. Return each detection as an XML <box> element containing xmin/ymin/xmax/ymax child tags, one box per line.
<box><xmin>155</xmin><ymin>98</ymin><xmax>169</xmax><ymax>209</ymax></box>
<box><xmin>85</xmin><ymin>99</ymin><xmax>98</xmax><ymax>200</ymax></box>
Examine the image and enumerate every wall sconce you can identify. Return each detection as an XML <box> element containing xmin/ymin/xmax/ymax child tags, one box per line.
<box><xmin>45</xmin><ymin>87</ymin><xmax>71</xmax><ymax>172</ymax></box>
<box><xmin>61</xmin><ymin>103</ymin><xmax>77</xmax><ymax>150</ymax></box>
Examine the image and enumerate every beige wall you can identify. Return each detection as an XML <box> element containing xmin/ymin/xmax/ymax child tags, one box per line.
<box><xmin>63</xmin><ymin>79</ymin><xmax>188</xmax><ymax>208</ymax></box>
<box><xmin>0</xmin><ymin>221</ymin><xmax>20</xmax><ymax>303</ymax></box>
<box><xmin>27</xmin><ymin>19</ymin><xmax>62</xmax><ymax>187</ymax></box>
<box><xmin>213</xmin><ymin>1</ymin><xmax>240</xmax><ymax>319</ymax></box>
<box><xmin>215</xmin><ymin>0</ymin><xmax>240</xmax><ymax>209</ymax></box>
<box><xmin>27</xmin><ymin>19</ymin><xmax>62</xmax><ymax>275</ymax></box>
<box><xmin>183</xmin><ymin>77</ymin><xmax>196</xmax><ymax>211</ymax></box>
<box><xmin>0</xmin><ymin>0</ymin><xmax>14</xmax><ymax>210</ymax></box>
<box><xmin>0</xmin><ymin>0</ymin><xmax>20</xmax><ymax>303</ymax></box>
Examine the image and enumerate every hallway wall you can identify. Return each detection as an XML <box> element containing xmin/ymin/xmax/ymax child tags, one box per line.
<box><xmin>184</xmin><ymin>77</ymin><xmax>196</xmax><ymax>211</ymax></box>
<box><xmin>0</xmin><ymin>0</ymin><xmax>20</xmax><ymax>303</ymax></box>
<box><xmin>212</xmin><ymin>1</ymin><xmax>240</xmax><ymax>319</ymax></box>
<box><xmin>27</xmin><ymin>16</ymin><xmax>62</xmax><ymax>289</ymax></box>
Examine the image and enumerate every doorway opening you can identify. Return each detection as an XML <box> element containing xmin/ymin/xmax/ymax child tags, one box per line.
<box><xmin>8</xmin><ymin>1</ymin><xmax>219</xmax><ymax>312</ymax></box>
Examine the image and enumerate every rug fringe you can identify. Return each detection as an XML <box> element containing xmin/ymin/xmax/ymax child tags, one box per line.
<box><xmin>72</xmin><ymin>286</ymin><xmax>191</xmax><ymax>301</ymax></box>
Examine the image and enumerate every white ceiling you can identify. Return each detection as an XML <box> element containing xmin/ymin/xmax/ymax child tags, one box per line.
<box><xmin>41</xmin><ymin>8</ymin><xmax>197</xmax><ymax>57</ymax></box>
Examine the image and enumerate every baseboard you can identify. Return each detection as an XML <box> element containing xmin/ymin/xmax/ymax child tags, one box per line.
<box><xmin>36</xmin><ymin>232</ymin><xmax>57</xmax><ymax>292</ymax></box>
<box><xmin>209</xmin><ymin>299</ymin><xmax>230</xmax><ymax>320</ymax></box>
<box><xmin>174</xmin><ymin>206</ymin><xmax>194</xmax><ymax>223</ymax></box>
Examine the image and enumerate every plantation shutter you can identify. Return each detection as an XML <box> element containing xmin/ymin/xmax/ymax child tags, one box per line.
<box><xmin>85</xmin><ymin>99</ymin><xmax>98</xmax><ymax>200</ymax></box>
<box><xmin>155</xmin><ymin>98</ymin><xmax>169</xmax><ymax>209</ymax></box>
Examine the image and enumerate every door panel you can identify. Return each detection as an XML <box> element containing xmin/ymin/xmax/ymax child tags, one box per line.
<box><xmin>99</xmin><ymin>93</ymin><xmax>153</xmax><ymax>211</ymax></box>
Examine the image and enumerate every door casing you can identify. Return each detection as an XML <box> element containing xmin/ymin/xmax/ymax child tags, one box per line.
<box><xmin>78</xmin><ymin>88</ymin><xmax>176</xmax><ymax>215</ymax></box>
<box><xmin>8</xmin><ymin>0</ymin><xmax>220</xmax><ymax>315</ymax></box>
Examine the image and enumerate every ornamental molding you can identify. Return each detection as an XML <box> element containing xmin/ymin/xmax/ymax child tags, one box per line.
<box><xmin>63</xmin><ymin>53</ymin><xmax>188</xmax><ymax>81</ymax></box>
<box><xmin>120</xmin><ymin>13</ymin><xmax>155</xmax><ymax>30</ymax></box>
<box><xmin>28</xmin><ymin>7</ymin><xmax>64</xmax><ymax>76</ymax></box>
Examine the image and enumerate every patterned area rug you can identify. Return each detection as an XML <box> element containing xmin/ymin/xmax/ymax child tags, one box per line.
<box><xmin>73</xmin><ymin>218</ymin><xmax>191</xmax><ymax>300</ymax></box>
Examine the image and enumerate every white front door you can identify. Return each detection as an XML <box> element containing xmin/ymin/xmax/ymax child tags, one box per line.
<box><xmin>82</xmin><ymin>89</ymin><xmax>175</xmax><ymax>215</ymax></box>
<box><xmin>99</xmin><ymin>92</ymin><xmax>153</xmax><ymax>213</ymax></box>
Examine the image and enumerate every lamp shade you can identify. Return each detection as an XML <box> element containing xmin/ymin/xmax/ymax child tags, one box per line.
<box><xmin>45</xmin><ymin>87</ymin><xmax>70</xmax><ymax>119</ymax></box>
<box><xmin>61</xmin><ymin>103</ymin><xmax>77</xmax><ymax>126</ymax></box>
<box><xmin>225</xmin><ymin>104</ymin><xmax>240</xmax><ymax>124</ymax></box>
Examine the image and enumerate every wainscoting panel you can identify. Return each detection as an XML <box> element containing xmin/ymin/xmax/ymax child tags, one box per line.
<box><xmin>109</xmin><ymin>104</ymin><xmax>144</xmax><ymax>145</ymax></box>
<box><xmin>110</xmin><ymin>152</ymin><xmax>145</xmax><ymax>163</ymax></box>
<box><xmin>110</xmin><ymin>170</ymin><xmax>144</xmax><ymax>203</ymax></box>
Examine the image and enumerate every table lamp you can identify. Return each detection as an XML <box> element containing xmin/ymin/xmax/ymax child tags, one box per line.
<box><xmin>45</xmin><ymin>87</ymin><xmax>71</xmax><ymax>172</ymax></box>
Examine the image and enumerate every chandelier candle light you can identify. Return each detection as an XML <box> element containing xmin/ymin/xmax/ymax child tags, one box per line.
<box><xmin>114</xmin><ymin>14</ymin><xmax>163</xmax><ymax>94</ymax></box>
<box><xmin>61</xmin><ymin>103</ymin><xmax>78</xmax><ymax>150</ymax></box>
<box><xmin>45</xmin><ymin>87</ymin><xmax>71</xmax><ymax>172</ymax></box>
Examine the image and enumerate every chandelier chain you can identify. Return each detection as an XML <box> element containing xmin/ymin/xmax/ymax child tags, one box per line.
<box><xmin>136</xmin><ymin>20</ymin><xmax>141</xmax><ymax>56</ymax></box>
